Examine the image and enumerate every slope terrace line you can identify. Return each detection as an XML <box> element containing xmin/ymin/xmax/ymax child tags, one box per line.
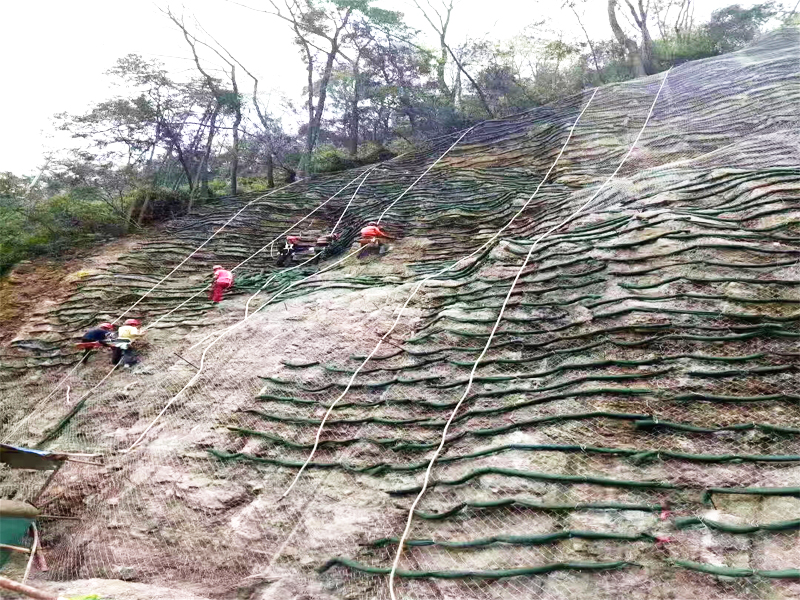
<box><xmin>8</xmin><ymin>168</ymin><xmax>382</xmax><ymax>444</ymax></box>
<box><xmin>386</xmin><ymin>68</ymin><xmax>672</xmax><ymax>600</ymax></box>
<box><xmin>278</xmin><ymin>86</ymin><xmax>600</xmax><ymax>501</ymax></box>
<box><xmin>122</xmin><ymin>127</ymin><xmax>483</xmax><ymax>451</ymax></box>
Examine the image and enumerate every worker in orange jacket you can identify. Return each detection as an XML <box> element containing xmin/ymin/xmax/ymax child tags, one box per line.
<box><xmin>358</xmin><ymin>222</ymin><xmax>392</xmax><ymax>258</ymax></box>
<box><xmin>210</xmin><ymin>265</ymin><xmax>234</xmax><ymax>303</ymax></box>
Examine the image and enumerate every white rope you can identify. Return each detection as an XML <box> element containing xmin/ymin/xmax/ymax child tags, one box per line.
<box><xmin>29</xmin><ymin>129</ymin><xmax>475</xmax><ymax>448</ymax></box>
<box><xmin>279</xmin><ymin>88</ymin><xmax>599</xmax><ymax>500</ymax></box>
<box><xmin>332</xmin><ymin>169</ymin><xmax>372</xmax><ymax>234</ymax></box>
<box><xmin>125</xmin><ymin>126</ymin><xmax>480</xmax><ymax>452</ymax></box>
<box><xmin>18</xmin><ymin>171</ymin><xmax>369</xmax><ymax>444</ymax></box>
<box><xmin>144</xmin><ymin>167</ymin><xmax>376</xmax><ymax>332</ymax></box>
<box><xmin>21</xmin><ymin>522</ymin><xmax>38</xmax><ymax>585</ymax></box>
<box><xmin>376</xmin><ymin>126</ymin><xmax>477</xmax><ymax>224</ymax></box>
<box><xmin>124</xmin><ymin>125</ymin><xmax>482</xmax><ymax>450</ymax></box>
<box><xmin>114</xmin><ymin>179</ymin><xmax>306</xmax><ymax>325</ymax></box>
<box><xmin>123</xmin><ymin>245</ymin><xmax>366</xmax><ymax>452</ymax></box>
<box><xmin>387</xmin><ymin>69</ymin><xmax>672</xmax><ymax>600</ymax></box>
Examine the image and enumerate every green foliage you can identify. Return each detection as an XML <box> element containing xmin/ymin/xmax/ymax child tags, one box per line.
<box><xmin>239</xmin><ymin>176</ymin><xmax>274</xmax><ymax>192</ymax></box>
<box><xmin>653</xmin><ymin>3</ymin><xmax>779</xmax><ymax>69</ymax></box>
<box><xmin>125</xmin><ymin>187</ymin><xmax>192</xmax><ymax>224</ymax></box>
<box><xmin>705</xmin><ymin>2</ymin><xmax>779</xmax><ymax>53</ymax></box>
<box><xmin>310</xmin><ymin>144</ymin><xmax>361</xmax><ymax>173</ymax></box>
<box><xmin>0</xmin><ymin>185</ymin><xmax>192</xmax><ymax>275</ymax></box>
<box><xmin>653</xmin><ymin>32</ymin><xmax>720</xmax><ymax>66</ymax></box>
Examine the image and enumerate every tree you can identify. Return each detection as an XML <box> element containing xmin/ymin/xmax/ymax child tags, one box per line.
<box><xmin>704</xmin><ymin>2</ymin><xmax>779</xmax><ymax>53</ymax></box>
<box><xmin>653</xmin><ymin>0</ymin><xmax>695</xmax><ymax>39</ymax></box>
<box><xmin>165</xmin><ymin>10</ymin><xmax>244</xmax><ymax>196</ymax></box>
<box><xmin>60</xmin><ymin>55</ymin><xmax>225</xmax><ymax>198</ymax></box>
<box><xmin>608</xmin><ymin>0</ymin><xmax>656</xmax><ymax>76</ymax></box>
<box><xmin>258</xmin><ymin>0</ymin><xmax>356</xmax><ymax>173</ymax></box>
<box><xmin>411</xmin><ymin>0</ymin><xmax>494</xmax><ymax>117</ymax></box>
<box><xmin>563</xmin><ymin>0</ymin><xmax>604</xmax><ymax>80</ymax></box>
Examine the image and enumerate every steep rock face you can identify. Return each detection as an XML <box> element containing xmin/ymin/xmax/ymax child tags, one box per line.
<box><xmin>2</xmin><ymin>28</ymin><xmax>800</xmax><ymax>600</ymax></box>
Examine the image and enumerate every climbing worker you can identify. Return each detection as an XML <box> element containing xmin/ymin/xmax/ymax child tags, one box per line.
<box><xmin>78</xmin><ymin>322</ymin><xmax>115</xmax><ymax>360</ymax></box>
<box><xmin>112</xmin><ymin>318</ymin><xmax>143</xmax><ymax>368</ymax></box>
<box><xmin>313</xmin><ymin>232</ymin><xmax>341</xmax><ymax>265</ymax></box>
<box><xmin>358</xmin><ymin>222</ymin><xmax>392</xmax><ymax>258</ymax></box>
<box><xmin>276</xmin><ymin>235</ymin><xmax>301</xmax><ymax>267</ymax></box>
<box><xmin>210</xmin><ymin>265</ymin><xmax>234</xmax><ymax>303</ymax></box>
<box><xmin>81</xmin><ymin>322</ymin><xmax>114</xmax><ymax>344</ymax></box>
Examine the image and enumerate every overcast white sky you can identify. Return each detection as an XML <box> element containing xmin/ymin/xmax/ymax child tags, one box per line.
<box><xmin>0</xmin><ymin>0</ymin><xmax>769</xmax><ymax>175</ymax></box>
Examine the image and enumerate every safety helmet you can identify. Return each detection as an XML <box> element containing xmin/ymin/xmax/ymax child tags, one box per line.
<box><xmin>287</xmin><ymin>235</ymin><xmax>300</xmax><ymax>243</ymax></box>
<box><xmin>99</xmin><ymin>322</ymin><xmax>114</xmax><ymax>331</ymax></box>
<box><xmin>212</xmin><ymin>265</ymin><xmax>223</xmax><ymax>271</ymax></box>
<box><xmin>124</xmin><ymin>319</ymin><xmax>141</xmax><ymax>326</ymax></box>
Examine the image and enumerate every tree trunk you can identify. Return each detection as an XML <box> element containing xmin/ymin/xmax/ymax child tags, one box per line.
<box><xmin>309</xmin><ymin>42</ymin><xmax>339</xmax><ymax>155</ymax></box>
<box><xmin>638</xmin><ymin>0</ymin><xmax>655</xmax><ymax>75</ymax></box>
<box><xmin>349</xmin><ymin>60</ymin><xmax>360</xmax><ymax>157</ymax></box>
<box><xmin>295</xmin><ymin>31</ymin><xmax>315</xmax><ymax>176</ymax></box>
<box><xmin>445</xmin><ymin>42</ymin><xmax>494</xmax><ymax>118</ymax></box>
<box><xmin>437</xmin><ymin>34</ymin><xmax>452</xmax><ymax>100</ymax></box>
<box><xmin>231</xmin><ymin>119</ymin><xmax>240</xmax><ymax>196</ymax></box>
<box><xmin>195</xmin><ymin>105</ymin><xmax>220</xmax><ymax>198</ymax></box>
<box><xmin>170</xmin><ymin>137</ymin><xmax>194</xmax><ymax>193</ymax></box>
<box><xmin>608</xmin><ymin>0</ymin><xmax>647</xmax><ymax>77</ymax></box>
<box><xmin>266</xmin><ymin>153</ymin><xmax>275</xmax><ymax>188</ymax></box>
<box><xmin>571</xmin><ymin>5</ymin><xmax>604</xmax><ymax>82</ymax></box>
<box><xmin>230</xmin><ymin>65</ymin><xmax>242</xmax><ymax>196</ymax></box>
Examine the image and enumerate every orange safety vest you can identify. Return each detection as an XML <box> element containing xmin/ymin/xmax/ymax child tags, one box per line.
<box><xmin>214</xmin><ymin>269</ymin><xmax>233</xmax><ymax>286</ymax></box>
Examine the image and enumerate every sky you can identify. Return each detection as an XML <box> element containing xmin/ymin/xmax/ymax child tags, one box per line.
<box><xmin>0</xmin><ymin>0</ymin><xmax>772</xmax><ymax>175</ymax></box>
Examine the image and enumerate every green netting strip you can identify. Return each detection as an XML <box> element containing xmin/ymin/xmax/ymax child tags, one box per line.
<box><xmin>318</xmin><ymin>557</ymin><xmax>636</xmax><ymax>578</ymax></box>
<box><xmin>222</xmin><ymin>432</ymin><xmax>800</xmax><ymax>466</ymax></box>
<box><xmin>389</xmin><ymin>467</ymin><xmax>680</xmax><ymax>496</ymax></box>
<box><xmin>635</xmin><ymin>419</ymin><xmax>800</xmax><ymax>435</ymax></box>
<box><xmin>414</xmin><ymin>500</ymin><xmax>663</xmax><ymax>520</ymax></box>
<box><xmin>703</xmin><ymin>487</ymin><xmax>800</xmax><ymax>502</ymax></box>
<box><xmin>674</xmin><ymin>517</ymin><xmax>800</xmax><ymax>534</ymax></box>
<box><xmin>366</xmin><ymin>530</ymin><xmax>656</xmax><ymax>549</ymax></box>
<box><xmin>673</xmin><ymin>560</ymin><xmax>800</xmax><ymax>579</ymax></box>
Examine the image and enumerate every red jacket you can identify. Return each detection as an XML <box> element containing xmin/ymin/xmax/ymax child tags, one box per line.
<box><xmin>361</xmin><ymin>225</ymin><xmax>387</xmax><ymax>239</ymax></box>
<box><xmin>214</xmin><ymin>269</ymin><xmax>233</xmax><ymax>286</ymax></box>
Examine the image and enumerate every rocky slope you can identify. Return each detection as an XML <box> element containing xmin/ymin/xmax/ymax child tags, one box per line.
<box><xmin>2</xmin><ymin>27</ymin><xmax>800</xmax><ymax>600</ymax></box>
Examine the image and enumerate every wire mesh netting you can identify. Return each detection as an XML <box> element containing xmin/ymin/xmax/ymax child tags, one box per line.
<box><xmin>2</xmin><ymin>26</ymin><xmax>800</xmax><ymax>600</ymax></box>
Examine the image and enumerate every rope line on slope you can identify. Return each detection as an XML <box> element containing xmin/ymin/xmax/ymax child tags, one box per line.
<box><xmin>123</xmin><ymin>244</ymin><xmax>368</xmax><ymax>452</ymax></box>
<box><xmin>144</xmin><ymin>166</ymin><xmax>377</xmax><ymax>332</ymax></box>
<box><xmin>376</xmin><ymin>126</ymin><xmax>477</xmax><ymax>224</ymax></box>
<box><xmin>14</xmin><ymin>170</ymin><xmax>372</xmax><ymax>445</ymax></box>
<box><xmin>114</xmin><ymin>179</ymin><xmax>306</xmax><ymax>326</ymax></box>
<box><xmin>332</xmin><ymin>168</ymin><xmax>373</xmax><ymax>234</ymax></box>
<box><xmin>28</xmin><ymin>122</ymin><xmax>471</xmax><ymax>411</ymax></box>
<box><xmin>278</xmin><ymin>87</ymin><xmax>600</xmax><ymax>501</ymax></box>
<box><xmin>123</xmin><ymin>127</ymin><xmax>480</xmax><ymax>452</ymax></box>
<box><xmin>387</xmin><ymin>69</ymin><xmax>671</xmax><ymax>598</ymax></box>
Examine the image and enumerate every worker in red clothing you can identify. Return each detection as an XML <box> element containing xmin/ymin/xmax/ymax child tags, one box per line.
<box><xmin>210</xmin><ymin>265</ymin><xmax>234</xmax><ymax>303</ymax></box>
<box><xmin>358</xmin><ymin>222</ymin><xmax>392</xmax><ymax>258</ymax></box>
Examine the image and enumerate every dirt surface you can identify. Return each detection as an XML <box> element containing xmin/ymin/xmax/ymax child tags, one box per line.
<box><xmin>41</xmin><ymin>578</ymin><xmax>214</xmax><ymax>600</ymax></box>
<box><xmin>0</xmin><ymin>237</ymin><xmax>142</xmax><ymax>346</ymax></box>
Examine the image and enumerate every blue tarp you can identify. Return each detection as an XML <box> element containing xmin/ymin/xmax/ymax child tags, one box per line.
<box><xmin>0</xmin><ymin>444</ymin><xmax>65</xmax><ymax>470</ymax></box>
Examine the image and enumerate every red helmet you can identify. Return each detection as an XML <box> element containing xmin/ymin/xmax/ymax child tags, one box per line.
<box><xmin>212</xmin><ymin>265</ymin><xmax>223</xmax><ymax>271</ymax></box>
<box><xmin>99</xmin><ymin>323</ymin><xmax>114</xmax><ymax>331</ymax></box>
<box><xmin>287</xmin><ymin>236</ymin><xmax>300</xmax><ymax>243</ymax></box>
<box><xmin>124</xmin><ymin>319</ymin><xmax>141</xmax><ymax>326</ymax></box>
